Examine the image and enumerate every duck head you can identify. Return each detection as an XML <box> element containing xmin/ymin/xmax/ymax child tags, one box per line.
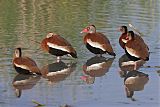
<box><xmin>122</xmin><ymin>31</ymin><xmax>135</xmax><ymax>43</ymax></box>
<box><xmin>14</xmin><ymin>48</ymin><xmax>22</xmax><ymax>58</ymax></box>
<box><xmin>119</xmin><ymin>26</ymin><xmax>128</xmax><ymax>34</ymax></box>
<box><xmin>81</xmin><ymin>25</ymin><xmax>96</xmax><ymax>34</ymax></box>
<box><xmin>46</xmin><ymin>32</ymin><xmax>58</xmax><ymax>38</ymax></box>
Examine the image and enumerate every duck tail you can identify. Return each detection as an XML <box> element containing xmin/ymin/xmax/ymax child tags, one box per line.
<box><xmin>70</xmin><ymin>52</ymin><xmax>77</xmax><ymax>58</ymax></box>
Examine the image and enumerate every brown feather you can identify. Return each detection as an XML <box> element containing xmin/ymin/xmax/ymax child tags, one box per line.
<box><xmin>13</xmin><ymin>57</ymin><xmax>40</xmax><ymax>74</ymax></box>
<box><xmin>119</xmin><ymin>33</ymin><xmax>127</xmax><ymax>49</ymax></box>
<box><xmin>41</xmin><ymin>39</ymin><xmax>49</xmax><ymax>52</ymax></box>
<box><xmin>134</xmin><ymin>34</ymin><xmax>149</xmax><ymax>50</ymax></box>
<box><xmin>119</xmin><ymin>33</ymin><xmax>149</xmax><ymax>50</ymax></box>
<box><xmin>125</xmin><ymin>38</ymin><xmax>149</xmax><ymax>60</ymax></box>
<box><xmin>42</xmin><ymin>34</ymin><xmax>76</xmax><ymax>54</ymax></box>
<box><xmin>83</xmin><ymin>32</ymin><xmax>114</xmax><ymax>53</ymax></box>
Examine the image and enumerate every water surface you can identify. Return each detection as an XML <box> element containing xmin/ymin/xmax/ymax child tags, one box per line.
<box><xmin>0</xmin><ymin>0</ymin><xmax>159</xmax><ymax>107</ymax></box>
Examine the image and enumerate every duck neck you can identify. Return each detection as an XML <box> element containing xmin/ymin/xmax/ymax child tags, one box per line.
<box><xmin>123</xmin><ymin>30</ymin><xmax>127</xmax><ymax>35</ymax></box>
<box><xmin>122</xmin><ymin>27</ymin><xmax>128</xmax><ymax>35</ymax></box>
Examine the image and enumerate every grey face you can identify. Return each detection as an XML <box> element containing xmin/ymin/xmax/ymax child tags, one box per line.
<box><xmin>15</xmin><ymin>48</ymin><xmax>21</xmax><ymax>57</ymax></box>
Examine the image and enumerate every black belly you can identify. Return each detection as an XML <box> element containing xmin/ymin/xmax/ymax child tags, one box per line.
<box><xmin>49</xmin><ymin>47</ymin><xmax>69</xmax><ymax>56</ymax></box>
<box><xmin>86</xmin><ymin>43</ymin><xmax>106</xmax><ymax>54</ymax></box>
<box><xmin>14</xmin><ymin>66</ymin><xmax>31</xmax><ymax>74</ymax></box>
<box><xmin>125</xmin><ymin>49</ymin><xmax>140</xmax><ymax>61</ymax></box>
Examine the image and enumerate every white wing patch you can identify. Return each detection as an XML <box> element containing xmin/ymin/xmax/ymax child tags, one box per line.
<box><xmin>86</xmin><ymin>62</ymin><xmax>106</xmax><ymax>71</ymax></box>
<box><xmin>126</xmin><ymin>47</ymin><xmax>139</xmax><ymax>58</ymax></box>
<box><xmin>87</xmin><ymin>39</ymin><xmax>106</xmax><ymax>51</ymax></box>
<box><xmin>14</xmin><ymin>63</ymin><xmax>30</xmax><ymax>71</ymax></box>
<box><xmin>47</xmin><ymin>42</ymin><xmax>69</xmax><ymax>52</ymax></box>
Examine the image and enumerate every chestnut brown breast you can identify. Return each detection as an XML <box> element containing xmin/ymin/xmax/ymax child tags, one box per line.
<box><xmin>119</xmin><ymin>33</ymin><xmax>127</xmax><ymax>49</ymax></box>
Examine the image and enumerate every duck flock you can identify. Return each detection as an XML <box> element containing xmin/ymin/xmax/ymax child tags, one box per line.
<box><xmin>12</xmin><ymin>24</ymin><xmax>150</xmax><ymax>99</ymax></box>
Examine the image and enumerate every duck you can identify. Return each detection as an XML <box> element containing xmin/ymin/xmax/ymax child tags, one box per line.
<box><xmin>119</xmin><ymin>26</ymin><xmax>149</xmax><ymax>50</ymax></box>
<box><xmin>80</xmin><ymin>25</ymin><xmax>116</xmax><ymax>56</ymax></box>
<box><xmin>41</xmin><ymin>32</ymin><xmax>77</xmax><ymax>61</ymax></box>
<box><xmin>122</xmin><ymin>31</ymin><xmax>149</xmax><ymax>61</ymax></box>
<box><xmin>12</xmin><ymin>48</ymin><xmax>41</xmax><ymax>75</ymax></box>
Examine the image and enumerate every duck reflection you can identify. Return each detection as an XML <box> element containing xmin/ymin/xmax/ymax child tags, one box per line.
<box><xmin>41</xmin><ymin>61</ymin><xmax>76</xmax><ymax>84</ymax></box>
<box><xmin>12</xmin><ymin>74</ymin><xmax>41</xmax><ymax>98</ymax></box>
<box><xmin>119</xmin><ymin>54</ymin><xmax>149</xmax><ymax>100</ymax></box>
<box><xmin>124</xmin><ymin>71</ymin><xmax>149</xmax><ymax>99</ymax></box>
<box><xmin>119</xmin><ymin>54</ymin><xmax>146</xmax><ymax>78</ymax></box>
<box><xmin>81</xmin><ymin>56</ymin><xmax>115</xmax><ymax>84</ymax></box>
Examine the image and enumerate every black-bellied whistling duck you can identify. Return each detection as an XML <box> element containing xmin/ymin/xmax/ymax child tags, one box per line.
<box><xmin>12</xmin><ymin>48</ymin><xmax>41</xmax><ymax>75</ymax></box>
<box><xmin>122</xmin><ymin>31</ymin><xmax>149</xmax><ymax>61</ymax></box>
<box><xmin>41</xmin><ymin>32</ymin><xmax>77</xmax><ymax>61</ymax></box>
<box><xmin>119</xmin><ymin>26</ymin><xmax>149</xmax><ymax>50</ymax></box>
<box><xmin>80</xmin><ymin>25</ymin><xmax>116</xmax><ymax>56</ymax></box>
<box><xmin>124</xmin><ymin>71</ymin><xmax>149</xmax><ymax>99</ymax></box>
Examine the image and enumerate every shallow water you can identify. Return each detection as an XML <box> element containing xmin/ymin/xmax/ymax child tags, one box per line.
<box><xmin>0</xmin><ymin>0</ymin><xmax>159</xmax><ymax>107</ymax></box>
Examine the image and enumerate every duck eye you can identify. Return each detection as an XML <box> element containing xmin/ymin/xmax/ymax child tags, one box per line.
<box><xmin>15</xmin><ymin>50</ymin><xmax>18</xmax><ymax>54</ymax></box>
